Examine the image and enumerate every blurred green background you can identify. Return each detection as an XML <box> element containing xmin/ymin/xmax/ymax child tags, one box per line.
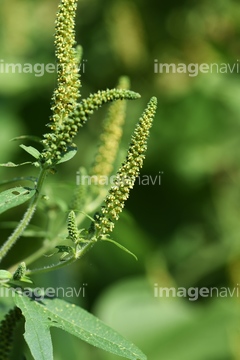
<box><xmin>1</xmin><ymin>0</ymin><xmax>240</xmax><ymax>359</ymax></box>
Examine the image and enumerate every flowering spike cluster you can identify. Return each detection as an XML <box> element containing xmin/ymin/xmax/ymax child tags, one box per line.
<box><xmin>13</xmin><ymin>262</ymin><xmax>26</xmax><ymax>280</ymax></box>
<box><xmin>70</xmin><ymin>167</ymin><xmax>87</xmax><ymax>211</ymax></box>
<box><xmin>91</xmin><ymin>76</ymin><xmax>130</xmax><ymax>178</ymax></box>
<box><xmin>41</xmin><ymin>89</ymin><xmax>140</xmax><ymax>165</ymax></box>
<box><xmin>74</xmin><ymin>89</ymin><xmax>140</xmax><ymax>129</ymax></box>
<box><xmin>94</xmin><ymin>97</ymin><xmax>157</xmax><ymax>235</ymax></box>
<box><xmin>50</xmin><ymin>0</ymin><xmax>81</xmax><ymax>125</ymax></box>
<box><xmin>67</xmin><ymin>210</ymin><xmax>79</xmax><ymax>243</ymax></box>
<box><xmin>39</xmin><ymin>0</ymin><xmax>142</xmax><ymax>167</ymax></box>
<box><xmin>40</xmin><ymin>0</ymin><xmax>80</xmax><ymax>166</ymax></box>
<box><xmin>0</xmin><ymin>307</ymin><xmax>22</xmax><ymax>360</ymax></box>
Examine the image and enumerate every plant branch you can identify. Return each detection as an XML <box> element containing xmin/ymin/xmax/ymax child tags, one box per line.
<box><xmin>0</xmin><ymin>168</ymin><xmax>48</xmax><ymax>264</ymax></box>
<box><xmin>7</xmin><ymin>189</ymin><xmax>107</xmax><ymax>272</ymax></box>
<box><xmin>26</xmin><ymin>239</ymin><xmax>96</xmax><ymax>275</ymax></box>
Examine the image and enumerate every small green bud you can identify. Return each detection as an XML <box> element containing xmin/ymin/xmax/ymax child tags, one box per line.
<box><xmin>13</xmin><ymin>262</ymin><xmax>26</xmax><ymax>281</ymax></box>
<box><xmin>67</xmin><ymin>210</ymin><xmax>79</xmax><ymax>243</ymax></box>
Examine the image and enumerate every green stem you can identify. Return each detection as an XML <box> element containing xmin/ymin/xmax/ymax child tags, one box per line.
<box><xmin>26</xmin><ymin>257</ymin><xmax>77</xmax><ymax>275</ymax></box>
<box><xmin>7</xmin><ymin>185</ymin><xmax>108</xmax><ymax>275</ymax></box>
<box><xmin>18</xmin><ymin>238</ymin><xmax>61</xmax><ymax>269</ymax></box>
<box><xmin>0</xmin><ymin>168</ymin><xmax>48</xmax><ymax>264</ymax></box>
<box><xmin>10</xmin><ymin>189</ymin><xmax>107</xmax><ymax>270</ymax></box>
<box><xmin>26</xmin><ymin>240</ymin><xmax>95</xmax><ymax>275</ymax></box>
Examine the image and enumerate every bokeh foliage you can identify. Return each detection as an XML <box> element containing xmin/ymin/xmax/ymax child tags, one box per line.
<box><xmin>1</xmin><ymin>0</ymin><xmax>240</xmax><ymax>359</ymax></box>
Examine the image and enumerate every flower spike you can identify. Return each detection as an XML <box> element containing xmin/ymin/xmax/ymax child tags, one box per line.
<box><xmin>94</xmin><ymin>96</ymin><xmax>157</xmax><ymax>235</ymax></box>
<box><xmin>0</xmin><ymin>307</ymin><xmax>22</xmax><ymax>359</ymax></box>
<box><xmin>39</xmin><ymin>1</ymin><xmax>141</xmax><ymax>167</ymax></box>
<box><xmin>67</xmin><ymin>210</ymin><xmax>79</xmax><ymax>243</ymax></box>
<box><xmin>91</xmin><ymin>76</ymin><xmax>130</xmax><ymax>179</ymax></box>
<box><xmin>41</xmin><ymin>88</ymin><xmax>140</xmax><ymax>165</ymax></box>
<box><xmin>51</xmin><ymin>0</ymin><xmax>81</xmax><ymax>124</ymax></box>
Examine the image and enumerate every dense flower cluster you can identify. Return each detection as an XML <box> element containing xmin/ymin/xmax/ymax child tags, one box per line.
<box><xmin>67</xmin><ymin>210</ymin><xmax>79</xmax><ymax>243</ymax></box>
<box><xmin>95</xmin><ymin>96</ymin><xmax>157</xmax><ymax>234</ymax></box>
<box><xmin>51</xmin><ymin>0</ymin><xmax>81</xmax><ymax>123</ymax></box>
<box><xmin>39</xmin><ymin>1</ymin><xmax>141</xmax><ymax>167</ymax></box>
<box><xmin>91</xmin><ymin>76</ymin><xmax>130</xmax><ymax>178</ymax></box>
<box><xmin>0</xmin><ymin>307</ymin><xmax>22</xmax><ymax>360</ymax></box>
<box><xmin>42</xmin><ymin>87</ymin><xmax>140</xmax><ymax>165</ymax></box>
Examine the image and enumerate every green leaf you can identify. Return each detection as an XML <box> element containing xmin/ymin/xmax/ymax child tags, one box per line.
<box><xmin>0</xmin><ymin>187</ymin><xmax>35</xmax><ymax>215</ymax></box>
<box><xmin>20</xmin><ymin>276</ymin><xmax>33</xmax><ymax>284</ymax></box>
<box><xmin>55</xmin><ymin>245</ymin><xmax>74</xmax><ymax>254</ymax></box>
<box><xmin>0</xmin><ymin>270</ymin><xmax>12</xmax><ymax>281</ymax></box>
<box><xmin>9</xmin><ymin>276</ymin><xmax>33</xmax><ymax>286</ymax></box>
<box><xmin>14</xmin><ymin>293</ymin><xmax>146</xmax><ymax>360</ymax></box>
<box><xmin>0</xmin><ymin>161</ymin><xmax>32</xmax><ymax>167</ymax></box>
<box><xmin>102</xmin><ymin>238</ymin><xmax>138</xmax><ymax>261</ymax></box>
<box><xmin>20</xmin><ymin>144</ymin><xmax>41</xmax><ymax>159</ymax></box>
<box><xmin>14</xmin><ymin>292</ymin><xmax>53</xmax><ymax>360</ymax></box>
<box><xmin>55</xmin><ymin>245</ymin><xmax>75</xmax><ymax>261</ymax></box>
<box><xmin>0</xmin><ymin>176</ymin><xmax>37</xmax><ymax>186</ymax></box>
<box><xmin>11</xmin><ymin>135</ymin><xmax>42</xmax><ymax>143</ymax></box>
<box><xmin>56</xmin><ymin>145</ymin><xmax>77</xmax><ymax>164</ymax></box>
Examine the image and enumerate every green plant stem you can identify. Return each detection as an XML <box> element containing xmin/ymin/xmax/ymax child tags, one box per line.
<box><xmin>26</xmin><ymin>240</ymin><xmax>95</xmax><ymax>275</ymax></box>
<box><xmin>0</xmin><ymin>168</ymin><xmax>48</xmax><ymax>264</ymax></box>
<box><xmin>26</xmin><ymin>257</ymin><xmax>77</xmax><ymax>275</ymax></box>
<box><xmin>8</xmin><ymin>189</ymin><xmax>108</xmax><ymax>272</ymax></box>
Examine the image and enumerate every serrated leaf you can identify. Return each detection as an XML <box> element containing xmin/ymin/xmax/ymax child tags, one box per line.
<box><xmin>56</xmin><ymin>145</ymin><xmax>77</xmax><ymax>164</ymax></box>
<box><xmin>0</xmin><ymin>161</ymin><xmax>32</xmax><ymax>167</ymax></box>
<box><xmin>0</xmin><ymin>187</ymin><xmax>35</xmax><ymax>215</ymax></box>
<box><xmin>102</xmin><ymin>238</ymin><xmax>138</xmax><ymax>261</ymax></box>
<box><xmin>14</xmin><ymin>293</ymin><xmax>146</xmax><ymax>360</ymax></box>
<box><xmin>20</xmin><ymin>144</ymin><xmax>41</xmax><ymax>159</ymax></box>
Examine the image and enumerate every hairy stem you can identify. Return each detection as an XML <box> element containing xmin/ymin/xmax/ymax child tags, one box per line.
<box><xmin>0</xmin><ymin>168</ymin><xmax>48</xmax><ymax>263</ymax></box>
<box><xmin>26</xmin><ymin>239</ymin><xmax>95</xmax><ymax>275</ymax></box>
<box><xmin>7</xmin><ymin>190</ymin><xmax>106</xmax><ymax>272</ymax></box>
<box><xmin>26</xmin><ymin>257</ymin><xmax>77</xmax><ymax>275</ymax></box>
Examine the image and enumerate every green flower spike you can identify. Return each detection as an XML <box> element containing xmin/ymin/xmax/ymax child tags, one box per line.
<box><xmin>51</xmin><ymin>0</ymin><xmax>81</xmax><ymax>123</ymax></box>
<box><xmin>40</xmin><ymin>0</ymin><xmax>80</xmax><ymax>166</ymax></box>
<box><xmin>95</xmin><ymin>96</ymin><xmax>157</xmax><ymax>235</ymax></box>
<box><xmin>13</xmin><ymin>262</ymin><xmax>26</xmax><ymax>280</ymax></box>
<box><xmin>42</xmin><ymin>87</ymin><xmax>140</xmax><ymax>166</ymax></box>
<box><xmin>70</xmin><ymin>166</ymin><xmax>88</xmax><ymax>211</ymax></box>
<box><xmin>0</xmin><ymin>307</ymin><xmax>22</xmax><ymax>360</ymax></box>
<box><xmin>91</xmin><ymin>76</ymin><xmax>130</xmax><ymax>179</ymax></box>
<box><xmin>40</xmin><ymin>0</ymin><xmax>141</xmax><ymax>167</ymax></box>
<box><xmin>67</xmin><ymin>210</ymin><xmax>79</xmax><ymax>243</ymax></box>
<box><xmin>12</xmin><ymin>262</ymin><xmax>32</xmax><ymax>283</ymax></box>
